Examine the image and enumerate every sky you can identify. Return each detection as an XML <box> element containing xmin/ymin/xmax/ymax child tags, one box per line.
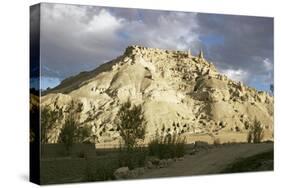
<box><xmin>32</xmin><ymin>3</ymin><xmax>273</xmax><ymax>92</ymax></box>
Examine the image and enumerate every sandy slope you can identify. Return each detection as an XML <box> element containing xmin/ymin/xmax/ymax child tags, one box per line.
<box><xmin>138</xmin><ymin>143</ymin><xmax>273</xmax><ymax>178</ymax></box>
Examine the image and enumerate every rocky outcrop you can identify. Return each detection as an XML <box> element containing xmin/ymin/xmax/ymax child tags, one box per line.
<box><xmin>41</xmin><ymin>45</ymin><xmax>274</xmax><ymax>143</ymax></box>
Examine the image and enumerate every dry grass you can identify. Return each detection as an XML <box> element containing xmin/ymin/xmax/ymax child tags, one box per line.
<box><xmin>148</xmin><ymin>132</ymin><xmax>187</xmax><ymax>159</ymax></box>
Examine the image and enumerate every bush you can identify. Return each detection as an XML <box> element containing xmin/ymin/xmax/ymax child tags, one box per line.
<box><xmin>77</xmin><ymin>151</ymin><xmax>86</xmax><ymax>158</ymax></box>
<box><xmin>213</xmin><ymin>138</ymin><xmax>221</xmax><ymax>146</ymax></box>
<box><xmin>148</xmin><ymin>126</ymin><xmax>187</xmax><ymax>159</ymax></box>
<box><xmin>118</xmin><ymin>147</ymin><xmax>147</xmax><ymax>170</ymax></box>
<box><xmin>85</xmin><ymin>148</ymin><xmax>147</xmax><ymax>181</ymax></box>
<box><xmin>247</xmin><ymin>130</ymin><xmax>253</xmax><ymax>143</ymax></box>
<box><xmin>76</xmin><ymin>124</ymin><xmax>94</xmax><ymax>143</ymax></box>
<box><xmin>247</xmin><ymin>118</ymin><xmax>264</xmax><ymax>143</ymax></box>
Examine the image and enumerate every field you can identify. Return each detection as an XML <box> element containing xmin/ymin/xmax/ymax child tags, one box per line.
<box><xmin>40</xmin><ymin>142</ymin><xmax>273</xmax><ymax>184</ymax></box>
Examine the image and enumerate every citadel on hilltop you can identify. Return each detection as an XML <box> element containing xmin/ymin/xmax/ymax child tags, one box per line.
<box><xmin>41</xmin><ymin>45</ymin><xmax>273</xmax><ymax>144</ymax></box>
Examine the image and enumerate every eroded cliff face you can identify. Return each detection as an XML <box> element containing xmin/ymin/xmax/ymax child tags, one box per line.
<box><xmin>41</xmin><ymin>45</ymin><xmax>274</xmax><ymax>143</ymax></box>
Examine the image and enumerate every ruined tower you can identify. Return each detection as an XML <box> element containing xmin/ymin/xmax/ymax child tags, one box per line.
<box><xmin>187</xmin><ymin>49</ymin><xmax>192</xmax><ymax>58</ymax></box>
<box><xmin>198</xmin><ymin>49</ymin><xmax>204</xmax><ymax>59</ymax></box>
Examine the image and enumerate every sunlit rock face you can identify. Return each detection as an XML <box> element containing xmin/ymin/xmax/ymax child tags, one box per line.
<box><xmin>41</xmin><ymin>45</ymin><xmax>274</xmax><ymax>143</ymax></box>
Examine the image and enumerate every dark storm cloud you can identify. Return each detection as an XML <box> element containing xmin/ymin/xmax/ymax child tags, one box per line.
<box><xmin>30</xmin><ymin>4</ymin><xmax>41</xmax><ymax>90</ymax></box>
<box><xmin>30</xmin><ymin>4</ymin><xmax>40</xmax><ymax>78</ymax></box>
<box><xmin>38</xmin><ymin>3</ymin><xmax>273</xmax><ymax>91</ymax></box>
<box><xmin>40</xmin><ymin>3</ymin><xmax>200</xmax><ymax>79</ymax></box>
<box><xmin>195</xmin><ymin>14</ymin><xmax>273</xmax><ymax>89</ymax></box>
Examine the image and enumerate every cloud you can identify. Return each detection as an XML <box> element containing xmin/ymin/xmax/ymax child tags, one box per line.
<box><xmin>263</xmin><ymin>58</ymin><xmax>273</xmax><ymax>71</ymax></box>
<box><xmin>30</xmin><ymin>4</ymin><xmax>40</xmax><ymax>79</ymax></box>
<box><xmin>261</xmin><ymin>58</ymin><xmax>274</xmax><ymax>85</ymax></box>
<box><xmin>221</xmin><ymin>68</ymin><xmax>249</xmax><ymax>83</ymax></box>
<box><xmin>40</xmin><ymin>4</ymin><xmax>126</xmax><ymax>78</ymax></box>
<box><xmin>87</xmin><ymin>9</ymin><xmax>124</xmax><ymax>33</ymax></box>
<box><xmin>38</xmin><ymin>3</ymin><xmax>273</xmax><ymax>92</ymax></box>
<box><xmin>121</xmin><ymin>11</ymin><xmax>200</xmax><ymax>50</ymax></box>
<box><xmin>40</xmin><ymin>3</ymin><xmax>200</xmax><ymax>80</ymax></box>
<box><xmin>195</xmin><ymin>14</ymin><xmax>273</xmax><ymax>91</ymax></box>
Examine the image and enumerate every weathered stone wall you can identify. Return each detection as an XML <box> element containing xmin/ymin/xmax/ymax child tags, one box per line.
<box><xmin>41</xmin><ymin>143</ymin><xmax>96</xmax><ymax>158</ymax></box>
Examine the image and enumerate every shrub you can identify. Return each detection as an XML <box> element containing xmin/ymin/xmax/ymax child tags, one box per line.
<box><xmin>115</xmin><ymin>100</ymin><xmax>146</xmax><ymax>151</ymax></box>
<box><xmin>247</xmin><ymin>118</ymin><xmax>264</xmax><ymax>143</ymax></box>
<box><xmin>213</xmin><ymin>138</ymin><xmax>221</xmax><ymax>146</ymax></box>
<box><xmin>85</xmin><ymin>156</ymin><xmax>119</xmax><ymax>181</ymax></box>
<box><xmin>76</xmin><ymin>124</ymin><xmax>94</xmax><ymax>143</ymax></box>
<box><xmin>148</xmin><ymin>126</ymin><xmax>187</xmax><ymax>159</ymax></box>
<box><xmin>118</xmin><ymin>147</ymin><xmax>147</xmax><ymax>170</ymax></box>
<box><xmin>85</xmin><ymin>148</ymin><xmax>147</xmax><ymax>181</ymax></box>
<box><xmin>244</xmin><ymin>121</ymin><xmax>250</xmax><ymax>130</ymax></box>
<box><xmin>247</xmin><ymin>132</ymin><xmax>252</xmax><ymax>143</ymax></box>
<box><xmin>77</xmin><ymin>151</ymin><xmax>86</xmax><ymax>158</ymax></box>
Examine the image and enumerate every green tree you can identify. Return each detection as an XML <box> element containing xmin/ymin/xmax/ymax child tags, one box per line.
<box><xmin>58</xmin><ymin>112</ymin><xmax>78</xmax><ymax>152</ymax></box>
<box><xmin>247</xmin><ymin>118</ymin><xmax>264</xmax><ymax>143</ymax></box>
<box><xmin>116</xmin><ymin>100</ymin><xmax>146</xmax><ymax>150</ymax></box>
<box><xmin>76</xmin><ymin>124</ymin><xmax>94</xmax><ymax>143</ymax></box>
<box><xmin>41</xmin><ymin>106</ymin><xmax>63</xmax><ymax>143</ymax></box>
<box><xmin>58</xmin><ymin>101</ymin><xmax>94</xmax><ymax>152</ymax></box>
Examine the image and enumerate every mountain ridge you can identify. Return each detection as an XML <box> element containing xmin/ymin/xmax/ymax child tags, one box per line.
<box><xmin>41</xmin><ymin>45</ymin><xmax>274</xmax><ymax>144</ymax></box>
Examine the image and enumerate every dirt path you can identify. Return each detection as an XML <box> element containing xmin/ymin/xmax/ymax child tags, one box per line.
<box><xmin>138</xmin><ymin>143</ymin><xmax>273</xmax><ymax>179</ymax></box>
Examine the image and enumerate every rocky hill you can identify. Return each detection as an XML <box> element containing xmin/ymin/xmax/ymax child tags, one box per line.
<box><xmin>41</xmin><ymin>45</ymin><xmax>274</xmax><ymax>144</ymax></box>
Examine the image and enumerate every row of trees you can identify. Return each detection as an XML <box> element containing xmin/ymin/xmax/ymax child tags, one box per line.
<box><xmin>41</xmin><ymin>99</ymin><xmax>266</xmax><ymax>152</ymax></box>
<box><xmin>41</xmin><ymin>100</ymin><xmax>146</xmax><ymax>152</ymax></box>
<box><xmin>41</xmin><ymin>101</ymin><xmax>93</xmax><ymax>152</ymax></box>
<box><xmin>247</xmin><ymin>118</ymin><xmax>264</xmax><ymax>143</ymax></box>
